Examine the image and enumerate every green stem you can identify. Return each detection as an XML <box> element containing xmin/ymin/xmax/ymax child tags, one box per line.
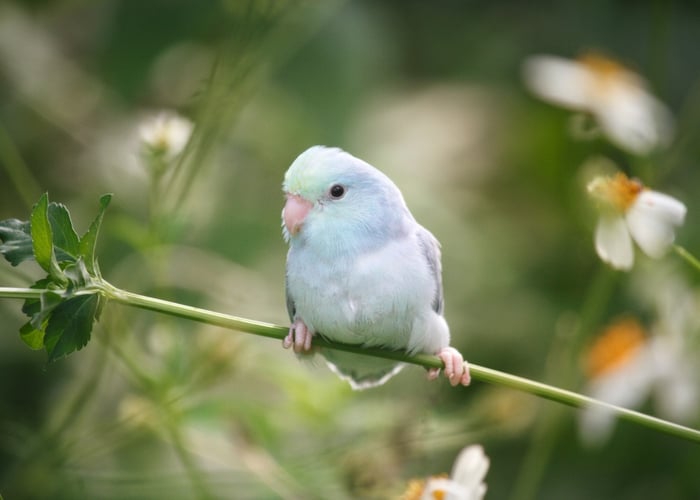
<box><xmin>0</xmin><ymin>123</ymin><xmax>42</xmax><ymax>209</ymax></box>
<box><xmin>673</xmin><ymin>245</ymin><xmax>700</xmax><ymax>273</ymax></box>
<box><xmin>105</xmin><ymin>285</ymin><xmax>289</xmax><ymax>341</ymax></box>
<box><xmin>2</xmin><ymin>284</ymin><xmax>700</xmax><ymax>444</ymax></box>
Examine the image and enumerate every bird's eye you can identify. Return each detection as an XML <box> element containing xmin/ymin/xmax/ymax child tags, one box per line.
<box><xmin>329</xmin><ymin>184</ymin><xmax>346</xmax><ymax>199</ymax></box>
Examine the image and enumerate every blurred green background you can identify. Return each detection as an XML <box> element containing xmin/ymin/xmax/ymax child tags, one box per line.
<box><xmin>1</xmin><ymin>1</ymin><xmax>700</xmax><ymax>498</ymax></box>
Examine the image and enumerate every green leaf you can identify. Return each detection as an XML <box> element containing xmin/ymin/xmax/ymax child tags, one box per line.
<box><xmin>0</xmin><ymin>194</ymin><xmax>112</xmax><ymax>361</ymax></box>
<box><xmin>19</xmin><ymin>322</ymin><xmax>45</xmax><ymax>350</ymax></box>
<box><xmin>30</xmin><ymin>193</ymin><xmax>53</xmax><ymax>272</ymax></box>
<box><xmin>18</xmin><ymin>283</ymin><xmax>62</xmax><ymax>351</ymax></box>
<box><xmin>48</xmin><ymin>202</ymin><xmax>80</xmax><ymax>262</ymax></box>
<box><xmin>27</xmin><ymin>290</ymin><xmax>63</xmax><ymax>331</ymax></box>
<box><xmin>20</xmin><ymin>278</ymin><xmax>53</xmax><ymax>317</ymax></box>
<box><xmin>0</xmin><ymin>218</ymin><xmax>33</xmax><ymax>266</ymax></box>
<box><xmin>79</xmin><ymin>194</ymin><xmax>112</xmax><ymax>276</ymax></box>
<box><xmin>63</xmin><ymin>258</ymin><xmax>91</xmax><ymax>289</ymax></box>
<box><xmin>44</xmin><ymin>294</ymin><xmax>100</xmax><ymax>362</ymax></box>
<box><xmin>22</xmin><ymin>278</ymin><xmax>51</xmax><ymax>318</ymax></box>
<box><xmin>30</xmin><ymin>193</ymin><xmax>65</xmax><ymax>283</ymax></box>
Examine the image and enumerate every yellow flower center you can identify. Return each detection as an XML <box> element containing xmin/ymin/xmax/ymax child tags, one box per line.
<box><xmin>578</xmin><ymin>52</ymin><xmax>643</xmax><ymax>99</ymax></box>
<box><xmin>400</xmin><ymin>479</ymin><xmax>426</xmax><ymax>500</ymax></box>
<box><xmin>587</xmin><ymin>172</ymin><xmax>644</xmax><ymax>213</ymax></box>
<box><xmin>585</xmin><ymin>317</ymin><xmax>647</xmax><ymax>378</ymax></box>
<box><xmin>578</xmin><ymin>53</ymin><xmax>629</xmax><ymax>81</ymax></box>
<box><xmin>399</xmin><ymin>475</ymin><xmax>449</xmax><ymax>500</ymax></box>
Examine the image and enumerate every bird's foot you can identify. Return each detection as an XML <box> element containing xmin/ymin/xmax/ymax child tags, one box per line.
<box><xmin>427</xmin><ymin>346</ymin><xmax>471</xmax><ymax>386</ymax></box>
<box><xmin>283</xmin><ymin>319</ymin><xmax>314</xmax><ymax>353</ymax></box>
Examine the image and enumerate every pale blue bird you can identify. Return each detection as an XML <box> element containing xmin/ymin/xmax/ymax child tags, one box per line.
<box><xmin>282</xmin><ymin>146</ymin><xmax>470</xmax><ymax>389</ymax></box>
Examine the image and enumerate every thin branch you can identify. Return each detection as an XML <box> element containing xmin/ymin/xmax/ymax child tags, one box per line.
<box><xmin>2</xmin><ymin>284</ymin><xmax>700</xmax><ymax>444</ymax></box>
<box><xmin>674</xmin><ymin>244</ymin><xmax>700</xmax><ymax>273</ymax></box>
<box><xmin>0</xmin><ymin>123</ymin><xmax>42</xmax><ymax>209</ymax></box>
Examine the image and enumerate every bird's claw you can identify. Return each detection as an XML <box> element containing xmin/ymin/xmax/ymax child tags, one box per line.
<box><xmin>283</xmin><ymin>319</ymin><xmax>314</xmax><ymax>353</ymax></box>
<box><xmin>427</xmin><ymin>347</ymin><xmax>471</xmax><ymax>386</ymax></box>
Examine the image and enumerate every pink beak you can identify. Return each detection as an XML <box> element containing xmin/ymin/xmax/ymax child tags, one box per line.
<box><xmin>283</xmin><ymin>194</ymin><xmax>313</xmax><ymax>236</ymax></box>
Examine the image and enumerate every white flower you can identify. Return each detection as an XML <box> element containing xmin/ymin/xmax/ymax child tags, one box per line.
<box><xmin>587</xmin><ymin>172</ymin><xmax>686</xmax><ymax>270</ymax></box>
<box><xmin>579</xmin><ymin>314</ymin><xmax>700</xmax><ymax>447</ymax></box>
<box><xmin>139</xmin><ymin>110</ymin><xmax>193</xmax><ymax>160</ymax></box>
<box><xmin>402</xmin><ymin>445</ymin><xmax>489</xmax><ymax>500</ymax></box>
<box><xmin>423</xmin><ymin>445</ymin><xmax>489</xmax><ymax>500</ymax></box>
<box><xmin>523</xmin><ymin>53</ymin><xmax>673</xmax><ymax>154</ymax></box>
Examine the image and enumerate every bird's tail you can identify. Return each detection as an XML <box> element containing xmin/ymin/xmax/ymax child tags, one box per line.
<box><xmin>322</xmin><ymin>349</ymin><xmax>405</xmax><ymax>390</ymax></box>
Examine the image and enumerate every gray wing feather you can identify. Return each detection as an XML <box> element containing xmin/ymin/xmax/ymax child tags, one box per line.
<box><xmin>417</xmin><ymin>227</ymin><xmax>444</xmax><ymax>315</ymax></box>
<box><xmin>285</xmin><ymin>277</ymin><xmax>296</xmax><ymax>322</ymax></box>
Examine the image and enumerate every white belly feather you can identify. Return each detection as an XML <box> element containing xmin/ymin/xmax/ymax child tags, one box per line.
<box><xmin>287</xmin><ymin>234</ymin><xmax>449</xmax><ymax>354</ymax></box>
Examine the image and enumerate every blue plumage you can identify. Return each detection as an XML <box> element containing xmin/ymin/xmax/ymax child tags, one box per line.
<box><xmin>282</xmin><ymin>146</ymin><xmax>470</xmax><ymax>389</ymax></box>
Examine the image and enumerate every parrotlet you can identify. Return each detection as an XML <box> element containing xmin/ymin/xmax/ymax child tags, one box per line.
<box><xmin>281</xmin><ymin>146</ymin><xmax>470</xmax><ymax>390</ymax></box>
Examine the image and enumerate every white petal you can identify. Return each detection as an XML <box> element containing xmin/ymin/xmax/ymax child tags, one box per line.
<box><xmin>579</xmin><ymin>405</ymin><xmax>616</xmax><ymax>447</ymax></box>
<box><xmin>588</xmin><ymin>351</ymin><xmax>656</xmax><ymax>408</ymax></box>
<box><xmin>652</xmin><ymin>100</ymin><xmax>675</xmax><ymax>147</ymax></box>
<box><xmin>522</xmin><ymin>55</ymin><xmax>592</xmax><ymax>110</ymax></box>
<box><xmin>626</xmin><ymin>190</ymin><xmax>686</xmax><ymax>258</ymax></box>
<box><xmin>594</xmin><ymin>85</ymin><xmax>674</xmax><ymax>154</ymax></box>
<box><xmin>451</xmin><ymin>445</ymin><xmax>490</xmax><ymax>500</ymax></box>
<box><xmin>165</xmin><ymin>117</ymin><xmax>194</xmax><ymax>156</ymax></box>
<box><xmin>656</xmin><ymin>367</ymin><xmax>699</xmax><ymax>422</ymax></box>
<box><xmin>139</xmin><ymin>111</ymin><xmax>193</xmax><ymax>158</ymax></box>
<box><xmin>649</xmin><ymin>337</ymin><xmax>700</xmax><ymax>422</ymax></box>
<box><xmin>594</xmin><ymin>215</ymin><xmax>634</xmax><ymax>270</ymax></box>
<box><xmin>421</xmin><ymin>478</ymin><xmax>468</xmax><ymax>500</ymax></box>
<box><xmin>579</xmin><ymin>346</ymin><xmax>656</xmax><ymax>446</ymax></box>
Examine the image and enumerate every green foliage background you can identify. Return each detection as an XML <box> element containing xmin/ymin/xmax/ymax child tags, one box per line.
<box><xmin>1</xmin><ymin>1</ymin><xmax>700</xmax><ymax>499</ymax></box>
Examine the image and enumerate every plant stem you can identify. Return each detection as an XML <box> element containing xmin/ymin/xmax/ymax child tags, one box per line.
<box><xmin>674</xmin><ymin>244</ymin><xmax>700</xmax><ymax>273</ymax></box>
<box><xmin>2</xmin><ymin>284</ymin><xmax>700</xmax><ymax>443</ymax></box>
<box><xmin>0</xmin><ymin>123</ymin><xmax>42</xmax><ymax>209</ymax></box>
<box><xmin>105</xmin><ymin>285</ymin><xmax>290</xmax><ymax>341</ymax></box>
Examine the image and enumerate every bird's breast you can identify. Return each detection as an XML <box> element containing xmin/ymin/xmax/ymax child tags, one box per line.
<box><xmin>286</xmin><ymin>235</ymin><xmax>435</xmax><ymax>349</ymax></box>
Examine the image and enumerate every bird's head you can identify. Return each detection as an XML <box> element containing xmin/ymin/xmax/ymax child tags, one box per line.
<box><xmin>282</xmin><ymin>146</ymin><xmax>412</xmax><ymax>256</ymax></box>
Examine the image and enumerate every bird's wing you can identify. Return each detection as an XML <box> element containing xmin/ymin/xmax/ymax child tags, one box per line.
<box><xmin>416</xmin><ymin>227</ymin><xmax>444</xmax><ymax>315</ymax></box>
<box><xmin>285</xmin><ymin>277</ymin><xmax>296</xmax><ymax>322</ymax></box>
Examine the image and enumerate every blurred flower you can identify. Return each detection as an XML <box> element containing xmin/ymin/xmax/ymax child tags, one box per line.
<box><xmin>118</xmin><ymin>395</ymin><xmax>159</xmax><ymax>428</ymax></box>
<box><xmin>139</xmin><ymin>111</ymin><xmax>193</xmax><ymax>161</ymax></box>
<box><xmin>579</xmin><ymin>315</ymin><xmax>700</xmax><ymax>446</ymax></box>
<box><xmin>523</xmin><ymin>53</ymin><xmax>673</xmax><ymax>154</ymax></box>
<box><xmin>636</xmin><ymin>265</ymin><xmax>700</xmax><ymax>423</ymax></box>
<box><xmin>401</xmin><ymin>445</ymin><xmax>490</xmax><ymax>500</ymax></box>
<box><xmin>587</xmin><ymin>172</ymin><xmax>686</xmax><ymax>270</ymax></box>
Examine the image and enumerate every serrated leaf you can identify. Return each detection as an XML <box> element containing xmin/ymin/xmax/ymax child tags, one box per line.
<box><xmin>30</xmin><ymin>193</ymin><xmax>53</xmax><ymax>272</ymax></box>
<box><xmin>30</xmin><ymin>193</ymin><xmax>65</xmax><ymax>283</ymax></box>
<box><xmin>48</xmin><ymin>202</ymin><xmax>80</xmax><ymax>261</ymax></box>
<box><xmin>28</xmin><ymin>291</ymin><xmax>63</xmax><ymax>331</ymax></box>
<box><xmin>3</xmin><ymin>194</ymin><xmax>111</xmax><ymax>362</ymax></box>
<box><xmin>0</xmin><ymin>219</ymin><xmax>33</xmax><ymax>266</ymax></box>
<box><xmin>79</xmin><ymin>194</ymin><xmax>112</xmax><ymax>276</ymax></box>
<box><xmin>20</xmin><ymin>285</ymin><xmax>62</xmax><ymax>351</ymax></box>
<box><xmin>21</xmin><ymin>296</ymin><xmax>41</xmax><ymax>318</ymax></box>
<box><xmin>44</xmin><ymin>294</ymin><xmax>100</xmax><ymax>362</ymax></box>
<box><xmin>20</xmin><ymin>322</ymin><xmax>45</xmax><ymax>350</ymax></box>
<box><xmin>20</xmin><ymin>278</ymin><xmax>53</xmax><ymax>318</ymax></box>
